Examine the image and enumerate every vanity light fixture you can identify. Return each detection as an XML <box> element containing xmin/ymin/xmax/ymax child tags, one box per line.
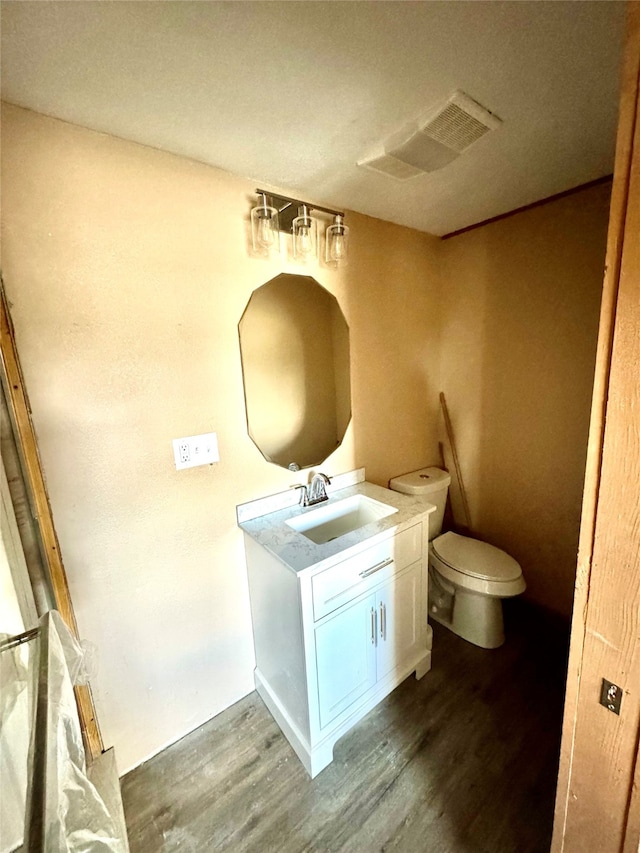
<box><xmin>253</xmin><ymin>189</ymin><xmax>348</xmax><ymax>265</ymax></box>
<box><xmin>250</xmin><ymin>192</ymin><xmax>279</xmax><ymax>256</ymax></box>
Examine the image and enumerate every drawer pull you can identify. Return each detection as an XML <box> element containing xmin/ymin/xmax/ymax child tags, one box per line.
<box><xmin>359</xmin><ymin>557</ymin><xmax>393</xmax><ymax>579</ymax></box>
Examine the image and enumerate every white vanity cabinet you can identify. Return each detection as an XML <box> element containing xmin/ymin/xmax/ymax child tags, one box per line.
<box><xmin>315</xmin><ymin>560</ymin><xmax>424</xmax><ymax>729</ymax></box>
<box><xmin>242</xmin><ymin>512</ymin><xmax>432</xmax><ymax>778</ymax></box>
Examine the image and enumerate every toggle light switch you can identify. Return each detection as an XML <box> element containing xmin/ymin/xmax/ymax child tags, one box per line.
<box><xmin>599</xmin><ymin>678</ymin><xmax>623</xmax><ymax>715</ymax></box>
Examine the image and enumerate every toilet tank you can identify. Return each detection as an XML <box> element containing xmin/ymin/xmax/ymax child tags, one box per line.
<box><xmin>389</xmin><ymin>467</ymin><xmax>452</xmax><ymax>540</ymax></box>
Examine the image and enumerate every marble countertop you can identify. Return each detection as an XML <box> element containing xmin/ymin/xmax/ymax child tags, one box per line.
<box><xmin>238</xmin><ymin>480</ymin><xmax>435</xmax><ymax>575</ymax></box>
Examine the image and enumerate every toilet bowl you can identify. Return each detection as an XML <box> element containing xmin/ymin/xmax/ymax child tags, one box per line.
<box><xmin>389</xmin><ymin>467</ymin><xmax>526</xmax><ymax>649</ymax></box>
<box><xmin>429</xmin><ymin>531</ymin><xmax>525</xmax><ymax>648</ymax></box>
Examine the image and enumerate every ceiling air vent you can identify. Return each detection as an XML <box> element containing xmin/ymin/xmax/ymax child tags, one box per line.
<box><xmin>358</xmin><ymin>91</ymin><xmax>502</xmax><ymax>180</ymax></box>
<box><xmin>357</xmin><ymin>149</ymin><xmax>425</xmax><ymax>181</ymax></box>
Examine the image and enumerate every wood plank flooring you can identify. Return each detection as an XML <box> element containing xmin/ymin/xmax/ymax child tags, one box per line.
<box><xmin>121</xmin><ymin>602</ymin><xmax>568</xmax><ymax>853</ymax></box>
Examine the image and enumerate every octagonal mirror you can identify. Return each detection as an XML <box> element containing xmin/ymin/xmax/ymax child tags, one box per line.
<box><xmin>239</xmin><ymin>273</ymin><xmax>351</xmax><ymax>470</ymax></box>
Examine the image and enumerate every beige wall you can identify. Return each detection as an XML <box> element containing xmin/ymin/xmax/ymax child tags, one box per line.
<box><xmin>0</xmin><ymin>103</ymin><xmax>441</xmax><ymax>772</ymax></box>
<box><xmin>345</xmin><ymin>211</ymin><xmax>443</xmax><ymax>485</ymax></box>
<box><xmin>439</xmin><ymin>183</ymin><xmax>610</xmax><ymax>617</ymax></box>
<box><xmin>0</xmin><ymin>102</ymin><xmax>608</xmax><ymax>772</ymax></box>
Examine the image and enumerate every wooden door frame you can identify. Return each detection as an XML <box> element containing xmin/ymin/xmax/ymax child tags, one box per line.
<box><xmin>0</xmin><ymin>285</ymin><xmax>103</xmax><ymax>759</ymax></box>
<box><xmin>551</xmin><ymin>3</ymin><xmax>640</xmax><ymax>850</ymax></box>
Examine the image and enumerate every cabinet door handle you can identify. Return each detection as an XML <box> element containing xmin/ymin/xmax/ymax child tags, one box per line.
<box><xmin>380</xmin><ymin>602</ymin><xmax>386</xmax><ymax>640</ymax></box>
<box><xmin>370</xmin><ymin>607</ymin><xmax>377</xmax><ymax>645</ymax></box>
<box><xmin>360</xmin><ymin>557</ymin><xmax>393</xmax><ymax>579</ymax></box>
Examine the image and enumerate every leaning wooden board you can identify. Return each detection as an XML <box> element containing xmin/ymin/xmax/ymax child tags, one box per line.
<box><xmin>0</xmin><ymin>284</ymin><xmax>103</xmax><ymax>759</ymax></box>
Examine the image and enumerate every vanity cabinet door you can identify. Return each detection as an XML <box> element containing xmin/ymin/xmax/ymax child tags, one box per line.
<box><xmin>375</xmin><ymin>562</ymin><xmax>423</xmax><ymax>683</ymax></box>
<box><xmin>315</xmin><ymin>593</ymin><xmax>377</xmax><ymax>729</ymax></box>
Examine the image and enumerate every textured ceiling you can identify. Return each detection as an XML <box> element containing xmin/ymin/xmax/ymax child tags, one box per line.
<box><xmin>0</xmin><ymin>1</ymin><xmax>626</xmax><ymax>235</ymax></box>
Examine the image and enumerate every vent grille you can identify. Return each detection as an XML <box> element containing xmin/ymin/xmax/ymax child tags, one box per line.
<box><xmin>357</xmin><ymin>152</ymin><xmax>425</xmax><ymax>181</ymax></box>
<box><xmin>423</xmin><ymin>102</ymin><xmax>492</xmax><ymax>153</ymax></box>
<box><xmin>357</xmin><ymin>90</ymin><xmax>502</xmax><ymax>179</ymax></box>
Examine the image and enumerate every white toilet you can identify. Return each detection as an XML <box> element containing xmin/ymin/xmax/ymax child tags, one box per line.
<box><xmin>389</xmin><ymin>467</ymin><xmax>526</xmax><ymax>649</ymax></box>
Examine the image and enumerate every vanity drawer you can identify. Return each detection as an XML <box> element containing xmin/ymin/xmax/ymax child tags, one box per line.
<box><xmin>311</xmin><ymin>523</ymin><xmax>422</xmax><ymax>621</ymax></box>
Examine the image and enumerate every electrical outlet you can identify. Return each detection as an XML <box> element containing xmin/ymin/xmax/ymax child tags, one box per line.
<box><xmin>600</xmin><ymin>678</ymin><xmax>622</xmax><ymax>715</ymax></box>
<box><xmin>172</xmin><ymin>433</ymin><xmax>219</xmax><ymax>470</ymax></box>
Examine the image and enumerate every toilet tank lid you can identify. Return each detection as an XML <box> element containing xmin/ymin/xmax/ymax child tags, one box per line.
<box><xmin>432</xmin><ymin>531</ymin><xmax>522</xmax><ymax>581</ymax></box>
<box><xmin>389</xmin><ymin>467</ymin><xmax>451</xmax><ymax>495</ymax></box>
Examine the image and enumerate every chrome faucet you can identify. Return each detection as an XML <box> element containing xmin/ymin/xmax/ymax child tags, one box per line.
<box><xmin>308</xmin><ymin>472</ymin><xmax>331</xmax><ymax>506</ymax></box>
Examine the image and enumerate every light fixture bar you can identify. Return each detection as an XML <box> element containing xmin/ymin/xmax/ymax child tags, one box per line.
<box><xmin>255</xmin><ymin>188</ymin><xmax>344</xmax><ymax>232</ymax></box>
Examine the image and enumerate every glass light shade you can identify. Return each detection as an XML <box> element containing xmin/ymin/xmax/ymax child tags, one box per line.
<box><xmin>325</xmin><ymin>215</ymin><xmax>349</xmax><ymax>265</ymax></box>
<box><xmin>251</xmin><ymin>195</ymin><xmax>279</xmax><ymax>256</ymax></box>
<box><xmin>292</xmin><ymin>205</ymin><xmax>317</xmax><ymax>262</ymax></box>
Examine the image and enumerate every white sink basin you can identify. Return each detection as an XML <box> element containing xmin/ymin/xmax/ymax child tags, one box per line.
<box><xmin>286</xmin><ymin>494</ymin><xmax>398</xmax><ymax>545</ymax></box>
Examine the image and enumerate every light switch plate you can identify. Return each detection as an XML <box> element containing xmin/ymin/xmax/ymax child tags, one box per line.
<box><xmin>172</xmin><ymin>433</ymin><xmax>219</xmax><ymax>470</ymax></box>
<box><xmin>600</xmin><ymin>678</ymin><xmax>622</xmax><ymax>715</ymax></box>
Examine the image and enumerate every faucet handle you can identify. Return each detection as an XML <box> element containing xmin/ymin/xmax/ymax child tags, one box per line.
<box><xmin>292</xmin><ymin>484</ymin><xmax>309</xmax><ymax>506</ymax></box>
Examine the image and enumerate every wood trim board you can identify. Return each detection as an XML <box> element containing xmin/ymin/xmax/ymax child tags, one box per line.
<box><xmin>0</xmin><ymin>285</ymin><xmax>104</xmax><ymax>759</ymax></box>
<box><xmin>551</xmin><ymin>3</ymin><xmax>640</xmax><ymax>851</ymax></box>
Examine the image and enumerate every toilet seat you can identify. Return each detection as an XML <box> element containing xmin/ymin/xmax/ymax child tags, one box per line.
<box><xmin>432</xmin><ymin>531</ymin><xmax>522</xmax><ymax>582</ymax></box>
<box><xmin>429</xmin><ymin>531</ymin><xmax>525</xmax><ymax>598</ymax></box>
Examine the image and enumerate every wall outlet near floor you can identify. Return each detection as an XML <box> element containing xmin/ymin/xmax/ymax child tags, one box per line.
<box><xmin>172</xmin><ymin>433</ymin><xmax>219</xmax><ymax>470</ymax></box>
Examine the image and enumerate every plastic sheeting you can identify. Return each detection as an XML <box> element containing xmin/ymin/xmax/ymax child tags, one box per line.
<box><xmin>20</xmin><ymin>611</ymin><xmax>128</xmax><ymax>853</ymax></box>
<box><xmin>0</xmin><ymin>629</ymin><xmax>35</xmax><ymax>853</ymax></box>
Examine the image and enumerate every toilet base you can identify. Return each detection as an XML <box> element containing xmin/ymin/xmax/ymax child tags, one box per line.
<box><xmin>430</xmin><ymin>587</ymin><xmax>506</xmax><ymax>649</ymax></box>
